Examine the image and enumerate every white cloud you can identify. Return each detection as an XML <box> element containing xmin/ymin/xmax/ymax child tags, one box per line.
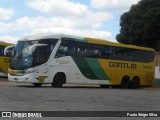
<box><xmin>0</xmin><ymin>7</ymin><xmax>15</xmax><ymax>20</ymax></box>
<box><xmin>25</xmin><ymin>0</ymin><xmax>113</xmax><ymax>39</ymax></box>
<box><xmin>19</xmin><ymin>16</ymin><xmax>112</xmax><ymax>39</ymax></box>
<box><xmin>26</xmin><ymin>0</ymin><xmax>113</xmax><ymax>21</ymax></box>
<box><xmin>0</xmin><ymin>15</ymin><xmax>112</xmax><ymax>40</ymax></box>
<box><xmin>0</xmin><ymin>36</ymin><xmax>18</xmax><ymax>44</ymax></box>
<box><xmin>0</xmin><ymin>0</ymin><xmax>114</xmax><ymax>43</ymax></box>
<box><xmin>27</xmin><ymin>0</ymin><xmax>89</xmax><ymax>16</ymax></box>
<box><xmin>32</xmin><ymin>26</ymin><xmax>112</xmax><ymax>40</ymax></box>
<box><xmin>91</xmin><ymin>0</ymin><xmax>140</xmax><ymax>11</ymax></box>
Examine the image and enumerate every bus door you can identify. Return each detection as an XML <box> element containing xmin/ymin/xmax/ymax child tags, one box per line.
<box><xmin>69</xmin><ymin>63</ymin><xmax>85</xmax><ymax>84</ymax></box>
<box><xmin>54</xmin><ymin>39</ymin><xmax>84</xmax><ymax>84</ymax></box>
<box><xmin>33</xmin><ymin>46</ymin><xmax>50</xmax><ymax>83</ymax></box>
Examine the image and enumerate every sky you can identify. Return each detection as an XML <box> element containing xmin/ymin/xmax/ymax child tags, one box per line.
<box><xmin>0</xmin><ymin>0</ymin><xmax>140</xmax><ymax>44</ymax></box>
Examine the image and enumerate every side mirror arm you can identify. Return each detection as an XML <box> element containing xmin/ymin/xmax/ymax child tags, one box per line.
<box><xmin>4</xmin><ymin>45</ymin><xmax>15</xmax><ymax>56</ymax></box>
<box><xmin>29</xmin><ymin>44</ymin><xmax>47</xmax><ymax>54</ymax></box>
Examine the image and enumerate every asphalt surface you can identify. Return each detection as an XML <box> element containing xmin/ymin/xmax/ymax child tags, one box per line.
<box><xmin>0</xmin><ymin>79</ymin><xmax>160</xmax><ymax>120</ymax></box>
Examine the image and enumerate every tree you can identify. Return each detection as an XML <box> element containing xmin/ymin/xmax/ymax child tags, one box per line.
<box><xmin>116</xmin><ymin>0</ymin><xmax>160</xmax><ymax>51</ymax></box>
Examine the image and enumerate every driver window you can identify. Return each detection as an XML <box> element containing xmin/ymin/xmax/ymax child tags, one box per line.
<box><xmin>33</xmin><ymin>46</ymin><xmax>48</xmax><ymax>66</ymax></box>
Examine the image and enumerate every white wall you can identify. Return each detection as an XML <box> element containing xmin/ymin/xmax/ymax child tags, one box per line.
<box><xmin>155</xmin><ymin>66</ymin><xmax>160</xmax><ymax>79</ymax></box>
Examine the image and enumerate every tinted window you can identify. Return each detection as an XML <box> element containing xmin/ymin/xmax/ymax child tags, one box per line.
<box><xmin>33</xmin><ymin>39</ymin><xmax>58</xmax><ymax>66</ymax></box>
<box><xmin>135</xmin><ymin>50</ymin><xmax>146</xmax><ymax>62</ymax></box>
<box><xmin>33</xmin><ymin>46</ymin><xmax>48</xmax><ymax>66</ymax></box>
<box><xmin>56</xmin><ymin>40</ymin><xmax>75</xmax><ymax>58</ymax></box>
<box><xmin>108</xmin><ymin>46</ymin><xmax>126</xmax><ymax>60</ymax></box>
<box><xmin>125</xmin><ymin>49</ymin><xmax>135</xmax><ymax>61</ymax></box>
<box><xmin>107</xmin><ymin>46</ymin><xmax>154</xmax><ymax>62</ymax></box>
<box><xmin>92</xmin><ymin>44</ymin><xmax>107</xmax><ymax>58</ymax></box>
<box><xmin>55</xmin><ymin>38</ymin><xmax>154</xmax><ymax>63</ymax></box>
<box><xmin>0</xmin><ymin>45</ymin><xmax>5</xmax><ymax>56</ymax></box>
<box><xmin>146</xmin><ymin>51</ymin><xmax>154</xmax><ymax>62</ymax></box>
<box><xmin>76</xmin><ymin>42</ymin><xmax>92</xmax><ymax>57</ymax></box>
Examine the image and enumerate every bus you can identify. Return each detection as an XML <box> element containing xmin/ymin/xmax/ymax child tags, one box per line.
<box><xmin>0</xmin><ymin>41</ymin><xmax>13</xmax><ymax>78</ymax></box>
<box><xmin>5</xmin><ymin>34</ymin><xmax>155</xmax><ymax>88</ymax></box>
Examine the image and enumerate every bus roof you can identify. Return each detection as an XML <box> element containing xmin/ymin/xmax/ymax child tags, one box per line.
<box><xmin>19</xmin><ymin>34</ymin><xmax>83</xmax><ymax>41</ymax></box>
<box><xmin>19</xmin><ymin>34</ymin><xmax>155</xmax><ymax>52</ymax></box>
<box><xmin>84</xmin><ymin>37</ymin><xmax>155</xmax><ymax>52</ymax></box>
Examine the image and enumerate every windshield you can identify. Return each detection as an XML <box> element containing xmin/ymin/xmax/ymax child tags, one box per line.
<box><xmin>10</xmin><ymin>39</ymin><xmax>58</xmax><ymax>70</ymax></box>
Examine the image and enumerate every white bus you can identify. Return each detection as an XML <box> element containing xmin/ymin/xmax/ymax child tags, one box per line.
<box><xmin>6</xmin><ymin>34</ymin><xmax>155</xmax><ymax>88</ymax></box>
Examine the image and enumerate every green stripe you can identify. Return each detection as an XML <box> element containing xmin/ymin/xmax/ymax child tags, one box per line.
<box><xmin>85</xmin><ymin>58</ymin><xmax>110</xmax><ymax>80</ymax></box>
<box><xmin>72</xmin><ymin>57</ymin><xmax>98</xmax><ymax>79</ymax></box>
<box><xmin>72</xmin><ymin>57</ymin><xmax>110</xmax><ymax>80</ymax></box>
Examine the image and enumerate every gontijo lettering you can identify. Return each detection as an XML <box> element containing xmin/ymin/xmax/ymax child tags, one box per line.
<box><xmin>109</xmin><ymin>62</ymin><xmax>137</xmax><ymax>69</ymax></box>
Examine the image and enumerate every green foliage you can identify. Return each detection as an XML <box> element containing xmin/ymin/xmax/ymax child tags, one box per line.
<box><xmin>116</xmin><ymin>0</ymin><xmax>160</xmax><ymax>51</ymax></box>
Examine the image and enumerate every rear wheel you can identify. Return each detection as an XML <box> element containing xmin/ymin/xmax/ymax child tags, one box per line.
<box><xmin>130</xmin><ymin>76</ymin><xmax>140</xmax><ymax>89</ymax></box>
<box><xmin>33</xmin><ymin>83</ymin><xmax>43</xmax><ymax>87</ymax></box>
<box><xmin>52</xmin><ymin>73</ymin><xmax>65</xmax><ymax>87</ymax></box>
<box><xmin>120</xmin><ymin>76</ymin><xmax>130</xmax><ymax>89</ymax></box>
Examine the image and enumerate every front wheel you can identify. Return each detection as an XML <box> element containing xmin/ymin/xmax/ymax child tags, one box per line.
<box><xmin>52</xmin><ymin>74</ymin><xmax>65</xmax><ymax>87</ymax></box>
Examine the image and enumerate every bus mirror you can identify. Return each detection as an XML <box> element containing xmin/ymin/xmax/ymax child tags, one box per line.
<box><xmin>29</xmin><ymin>44</ymin><xmax>47</xmax><ymax>54</ymax></box>
<box><xmin>4</xmin><ymin>45</ymin><xmax>15</xmax><ymax>56</ymax></box>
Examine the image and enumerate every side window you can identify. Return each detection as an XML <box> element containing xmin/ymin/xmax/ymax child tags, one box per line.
<box><xmin>108</xmin><ymin>46</ymin><xmax>116</xmax><ymax>59</ymax></box>
<box><xmin>107</xmin><ymin>46</ymin><xmax>136</xmax><ymax>61</ymax></box>
<box><xmin>56</xmin><ymin>40</ymin><xmax>75</xmax><ymax>58</ymax></box>
<box><xmin>0</xmin><ymin>45</ymin><xmax>5</xmax><ymax>56</ymax></box>
<box><xmin>125</xmin><ymin>48</ymin><xmax>135</xmax><ymax>61</ymax></box>
<box><xmin>108</xmin><ymin>46</ymin><xmax>123</xmax><ymax>60</ymax></box>
<box><xmin>39</xmin><ymin>39</ymin><xmax>58</xmax><ymax>56</ymax></box>
<box><xmin>92</xmin><ymin>44</ymin><xmax>107</xmax><ymax>58</ymax></box>
<box><xmin>135</xmin><ymin>50</ymin><xmax>146</xmax><ymax>62</ymax></box>
<box><xmin>146</xmin><ymin>51</ymin><xmax>154</xmax><ymax>62</ymax></box>
<box><xmin>76</xmin><ymin>42</ymin><xmax>92</xmax><ymax>57</ymax></box>
<box><xmin>33</xmin><ymin>46</ymin><xmax>48</xmax><ymax>66</ymax></box>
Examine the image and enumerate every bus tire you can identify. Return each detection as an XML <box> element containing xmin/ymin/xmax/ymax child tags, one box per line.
<box><xmin>100</xmin><ymin>85</ymin><xmax>110</xmax><ymax>88</ymax></box>
<box><xmin>130</xmin><ymin>76</ymin><xmax>140</xmax><ymax>89</ymax></box>
<box><xmin>33</xmin><ymin>83</ymin><xmax>43</xmax><ymax>87</ymax></box>
<box><xmin>120</xmin><ymin>76</ymin><xmax>130</xmax><ymax>89</ymax></box>
<box><xmin>52</xmin><ymin>73</ymin><xmax>65</xmax><ymax>87</ymax></box>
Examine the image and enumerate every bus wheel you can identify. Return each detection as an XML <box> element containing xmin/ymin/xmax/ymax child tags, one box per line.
<box><xmin>33</xmin><ymin>83</ymin><xmax>43</xmax><ymax>87</ymax></box>
<box><xmin>120</xmin><ymin>76</ymin><xmax>130</xmax><ymax>89</ymax></box>
<box><xmin>130</xmin><ymin>76</ymin><xmax>140</xmax><ymax>89</ymax></box>
<box><xmin>100</xmin><ymin>85</ymin><xmax>110</xmax><ymax>88</ymax></box>
<box><xmin>52</xmin><ymin>73</ymin><xmax>65</xmax><ymax>87</ymax></box>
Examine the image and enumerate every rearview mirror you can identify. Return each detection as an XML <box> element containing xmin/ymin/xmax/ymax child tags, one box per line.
<box><xmin>29</xmin><ymin>44</ymin><xmax>47</xmax><ymax>54</ymax></box>
<box><xmin>4</xmin><ymin>45</ymin><xmax>15</xmax><ymax>56</ymax></box>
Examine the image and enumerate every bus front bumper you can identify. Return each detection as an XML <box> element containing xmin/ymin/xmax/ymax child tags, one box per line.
<box><xmin>8</xmin><ymin>73</ymin><xmax>36</xmax><ymax>83</ymax></box>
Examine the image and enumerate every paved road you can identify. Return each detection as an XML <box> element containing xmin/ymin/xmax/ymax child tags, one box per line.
<box><xmin>0</xmin><ymin>80</ymin><xmax>160</xmax><ymax>120</ymax></box>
